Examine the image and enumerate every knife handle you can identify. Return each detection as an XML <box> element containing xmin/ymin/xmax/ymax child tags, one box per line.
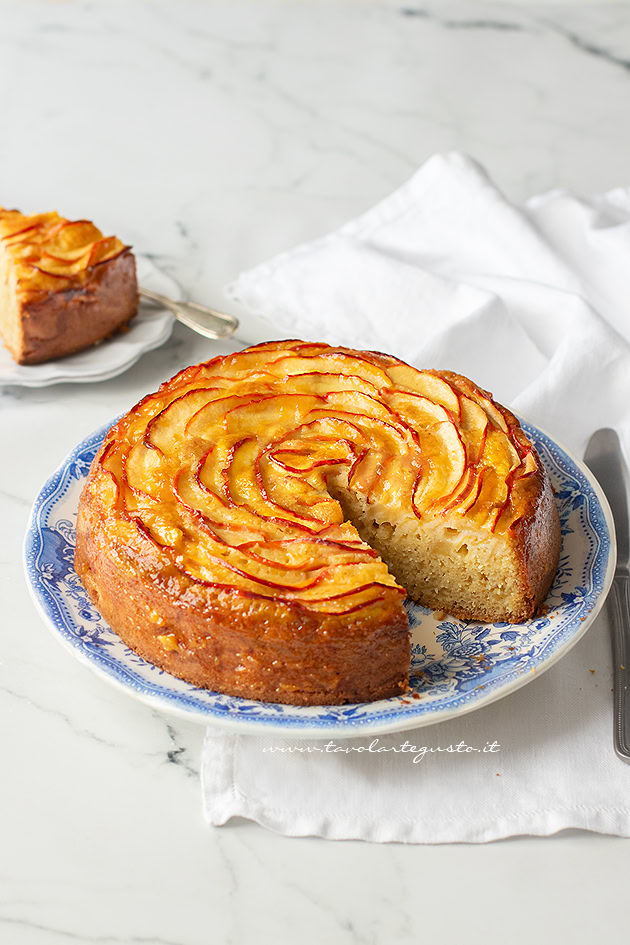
<box><xmin>609</xmin><ymin>574</ymin><xmax>630</xmax><ymax>761</ymax></box>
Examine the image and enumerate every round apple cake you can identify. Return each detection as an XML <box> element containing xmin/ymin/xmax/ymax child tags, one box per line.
<box><xmin>75</xmin><ymin>340</ymin><xmax>561</xmax><ymax>705</ymax></box>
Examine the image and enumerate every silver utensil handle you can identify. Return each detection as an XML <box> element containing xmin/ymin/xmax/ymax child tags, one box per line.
<box><xmin>609</xmin><ymin>573</ymin><xmax>630</xmax><ymax>761</ymax></box>
<box><xmin>139</xmin><ymin>287</ymin><xmax>239</xmax><ymax>340</ymax></box>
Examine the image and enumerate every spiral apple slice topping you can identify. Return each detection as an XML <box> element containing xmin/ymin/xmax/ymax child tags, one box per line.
<box><xmin>96</xmin><ymin>342</ymin><xmax>541</xmax><ymax>616</ymax></box>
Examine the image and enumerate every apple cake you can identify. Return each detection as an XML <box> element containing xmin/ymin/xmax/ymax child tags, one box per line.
<box><xmin>75</xmin><ymin>341</ymin><xmax>561</xmax><ymax>706</ymax></box>
<box><xmin>0</xmin><ymin>207</ymin><xmax>137</xmax><ymax>365</ymax></box>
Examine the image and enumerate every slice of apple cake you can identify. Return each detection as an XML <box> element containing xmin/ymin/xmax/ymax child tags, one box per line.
<box><xmin>0</xmin><ymin>207</ymin><xmax>137</xmax><ymax>365</ymax></box>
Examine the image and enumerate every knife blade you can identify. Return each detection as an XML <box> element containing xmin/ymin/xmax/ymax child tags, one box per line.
<box><xmin>584</xmin><ymin>428</ymin><xmax>630</xmax><ymax>762</ymax></box>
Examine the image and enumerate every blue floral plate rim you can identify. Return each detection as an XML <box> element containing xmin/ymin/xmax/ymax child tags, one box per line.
<box><xmin>24</xmin><ymin>415</ymin><xmax>615</xmax><ymax>738</ymax></box>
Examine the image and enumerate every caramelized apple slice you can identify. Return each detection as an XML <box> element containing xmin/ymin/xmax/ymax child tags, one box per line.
<box><xmin>384</xmin><ymin>390</ymin><xmax>453</xmax><ymax>428</ymax></box>
<box><xmin>49</xmin><ymin>220</ymin><xmax>102</xmax><ymax>253</ymax></box>
<box><xmin>145</xmin><ymin>388</ymin><xmax>227</xmax><ymax>452</ymax></box>
<box><xmin>386</xmin><ymin>366</ymin><xmax>460</xmax><ymax>417</ymax></box>
<box><xmin>458</xmin><ymin>396</ymin><xmax>489</xmax><ymax>465</ymax></box>
<box><xmin>123</xmin><ymin>441</ymin><xmax>168</xmax><ymax>502</ymax></box>
<box><xmin>224</xmin><ymin>393</ymin><xmax>323</xmax><ymax>435</ymax></box>
<box><xmin>268</xmin><ymin>352</ymin><xmax>393</xmax><ymax>389</ymax></box>
<box><xmin>480</xmin><ymin>427</ymin><xmax>521</xmax><ymax>480</ymax></box>
<box><xmin>412</xmin><ymin>421</ymin><xmax>467</xmax><ymax>514</ymax></box>
<box><xmin>283</xmin><ymin>371</ymin><xmax>381</xmax><ymax>397</ymax></box>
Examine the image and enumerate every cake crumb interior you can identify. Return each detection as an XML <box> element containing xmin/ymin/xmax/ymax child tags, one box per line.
<box><xmin>328</xmin><ymin>479</ymin><xmax>526</xmax><ymax>624</ymax></box>
<box><xmin>0</xmin><ymin>242</ymin><xmax>21</xmax><ymax>360</ymax></box>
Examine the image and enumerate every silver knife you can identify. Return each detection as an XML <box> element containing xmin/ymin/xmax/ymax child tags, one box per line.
<box><xmin>584</xmin><ymin>428</ymin><xmax>630</xmax><ymax>761</ymax></box>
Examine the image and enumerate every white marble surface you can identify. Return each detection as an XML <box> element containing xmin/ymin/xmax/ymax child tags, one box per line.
<box><xmin>2</xmin><ymin>1</ymin><xmax>630</xmax><ymax>942</ymax></box>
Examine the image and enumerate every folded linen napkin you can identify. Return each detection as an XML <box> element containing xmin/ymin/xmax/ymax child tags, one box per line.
<box><xmin>201</xmin><ymin>152</ymin><xmax>630</xmax><ymax>842</ymax></box>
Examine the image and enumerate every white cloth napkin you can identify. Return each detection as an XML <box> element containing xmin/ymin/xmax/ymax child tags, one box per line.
<box><xmin>201</xmin><ymin>152</ymin><xmax>630</xmax><ymax>842</ymax></box>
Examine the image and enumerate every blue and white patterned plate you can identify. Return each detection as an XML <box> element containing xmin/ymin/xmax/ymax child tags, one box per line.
<box><xmin>24</xmin><ymin>417</ymin><xmax>615</xmax><ymax>737</ymax></box>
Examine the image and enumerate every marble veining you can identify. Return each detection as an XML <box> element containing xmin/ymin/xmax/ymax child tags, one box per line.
<box><xmin>400</xmin><ymin>7</ymin><xmax>533</xmax><ymax>29</ymax></box>
<box><xmin>2</xmin><ymin>2</ymin><xmax>630</xmax><ymax>944</ymax></box>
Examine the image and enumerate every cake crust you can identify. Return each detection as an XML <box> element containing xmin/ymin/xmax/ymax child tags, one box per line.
<box><xmin>18</xmin><ymin>251</ymin><xmax>137</xmax><ymax>365</ymax></box>
<box><xmin>75</xmin><ymin>470</ymin><xmax>410</xmax><ymax>705</ymax></box>
<box><xmin>508</xmin><ymin>460</ymin><xmax>561</xmax><ymax>619</ymax></box>
<box><xmin>74</xmin><ymin>341</ymin><xmax>561</xmax><ymax>705</ymax></box>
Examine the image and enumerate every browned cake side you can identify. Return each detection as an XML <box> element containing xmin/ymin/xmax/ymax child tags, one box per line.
<box><xmin>75</xmin><ymin>471</ymin><xmax>410</xmax><ymax>705</ymax></box>
<box><xmin>74</xmin><ymin>341</ymin><xmax>561</xmax><ymax>706</ymax></box>
<box><xmin>19</xmin><ymin>252</ymin><xmax>137</xmax><ymax>365</ymax></box>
